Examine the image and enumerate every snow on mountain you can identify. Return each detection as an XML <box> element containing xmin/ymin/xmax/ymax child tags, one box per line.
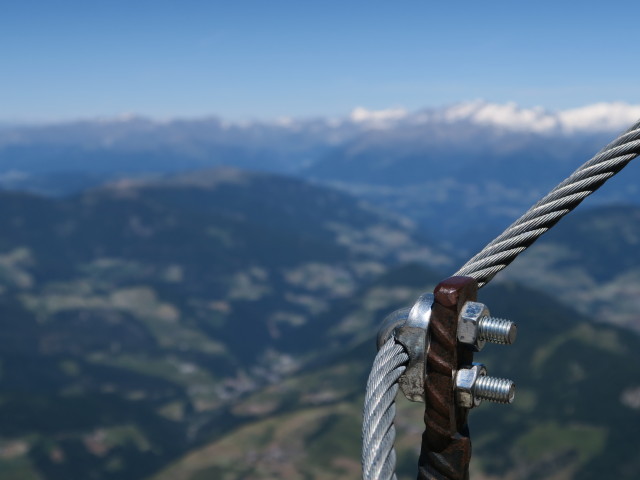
<box><xmin>348</xmin><ymin>106</ymin><xmax>409</xmax><ymax>128</ymax></box>
<box><xmin>557</xmin><ymin>102</ymin><xmax>640</xmax><ymax>133</ymax></box>
<box><xmin>347</xmin><ymin>101</ymin><xmax>640</xmax><ymax>134</ymax></box>
<box><xmin>2</xmin><ymin>101</ymin><xmax>638</xmax><ymax>140</ymax></box>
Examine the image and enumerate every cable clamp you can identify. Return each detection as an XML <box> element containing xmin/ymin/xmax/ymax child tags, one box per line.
<box><xmin>376</xmin><ymin>293</ymin><xmax>433</xmax><ymax>402</ymax></box>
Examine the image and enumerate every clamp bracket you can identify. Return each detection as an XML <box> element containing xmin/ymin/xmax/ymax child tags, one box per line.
<box><xmin>377</xmin><ymin>293</ymin><xmax>433</xmax><ymax>403</ymax></box>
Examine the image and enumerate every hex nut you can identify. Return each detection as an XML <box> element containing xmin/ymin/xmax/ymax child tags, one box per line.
<box><xmin>455</xmin><ymin>364</ymin><xmax>487</xmax><ymax>408</ymax></box>
<box><xmin>457</xmin><ymin>301</ymin><xmax>489</xmax><ymax>351</ymax></box>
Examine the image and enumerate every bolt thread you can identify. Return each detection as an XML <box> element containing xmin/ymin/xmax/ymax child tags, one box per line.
<box><xmin>474</xmin><ymin>375</ymin><xmax>515</xmax><ymax>404</ymax></box>
<box><xmin>478</xmin><ymin>316</ymin><xmax>517</xmax><ymax>344</ymax></box>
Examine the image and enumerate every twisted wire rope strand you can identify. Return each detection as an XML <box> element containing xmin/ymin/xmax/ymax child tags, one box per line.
<box><xmin>362</xmin><ymin>336</ymin><xmax>408</xmax><ymax>480</ymax></box>
<box><xmin>455</xmin><ymin>120</ymin><xmax>640</xmax><ymax>286</ymax></box>
<box><xmin>363</xmin><ymin>119</ymin><xmax>640</xmax><ymax>480</ymax></box>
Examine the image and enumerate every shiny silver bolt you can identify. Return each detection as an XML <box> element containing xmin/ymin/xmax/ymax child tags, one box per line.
<box><xmin>478</xmin><ymin>316</ymin><xmax>517</xmax><ymax>345</ymax></box>
<box><xmin>473</xmin><ymin>375</ymin><xmax>515</xmax><ymax>404</ymax></box>
<box><xmin>458</xmin><ymin>302</ymin><xmax>517</xmax><ymax>351</ymax></box>
<box><xmin>455</xmin><ymin>364</ymin><xmax>516</xmax><ymax>408</ymax></box>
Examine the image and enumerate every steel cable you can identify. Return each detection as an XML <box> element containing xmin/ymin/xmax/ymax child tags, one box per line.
<box><xmin>455</xmin><ymin>119</ymin><xmax>640</xmax><ymax>286</ymax></box>
<box><xmin>362</xmin><ymin>119</ymin><xmax>640</xmax><ymax>479</ymax></box>
<box><xmin>362</xmin><ymin>336</ymin><xmax>408</xmax><ymax>480</ymax></box>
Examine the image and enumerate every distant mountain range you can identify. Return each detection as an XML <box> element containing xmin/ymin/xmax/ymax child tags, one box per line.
<box><xmin>1</xmin><ymin>101</ymin><xmax>639</xmax><ymax>252</ymax></box>
<box><xmin>0</xmin><ymin>101</ymin><xmax>637</xmax><ymax>182</ymax></box>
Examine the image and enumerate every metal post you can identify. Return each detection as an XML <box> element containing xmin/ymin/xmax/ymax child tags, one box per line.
<box><xmin>417</xmin><ymin>276</ymin><xmax>477</xmax><ymax>480</ymax></box>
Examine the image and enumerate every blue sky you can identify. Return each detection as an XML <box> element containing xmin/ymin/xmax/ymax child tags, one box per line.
<box><xmin>2</xmin><ymin>0</ymin><xmax>639</xmax><ymax>121</ymax></box>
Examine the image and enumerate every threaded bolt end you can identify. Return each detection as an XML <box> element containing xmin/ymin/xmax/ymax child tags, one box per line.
<box><xmin>478</xmin><ymin>316</ymin><xmax>517</xmax><ymax>345</ymax></box>
<box><xmin>474</xmin><ymin>375</ymin><xmax>515</xmax><ymax>404</ymax></box>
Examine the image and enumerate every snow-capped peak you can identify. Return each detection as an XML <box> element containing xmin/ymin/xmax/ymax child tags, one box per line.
<box><xmin>432</xmin><ymin>100</ymin><xmax>640</xmax><ymax>134</ymax></box>
<box><xmin>349</xmin><ymin>106</ymin><xmax>408</xmax><ymax>128</ymax></box>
